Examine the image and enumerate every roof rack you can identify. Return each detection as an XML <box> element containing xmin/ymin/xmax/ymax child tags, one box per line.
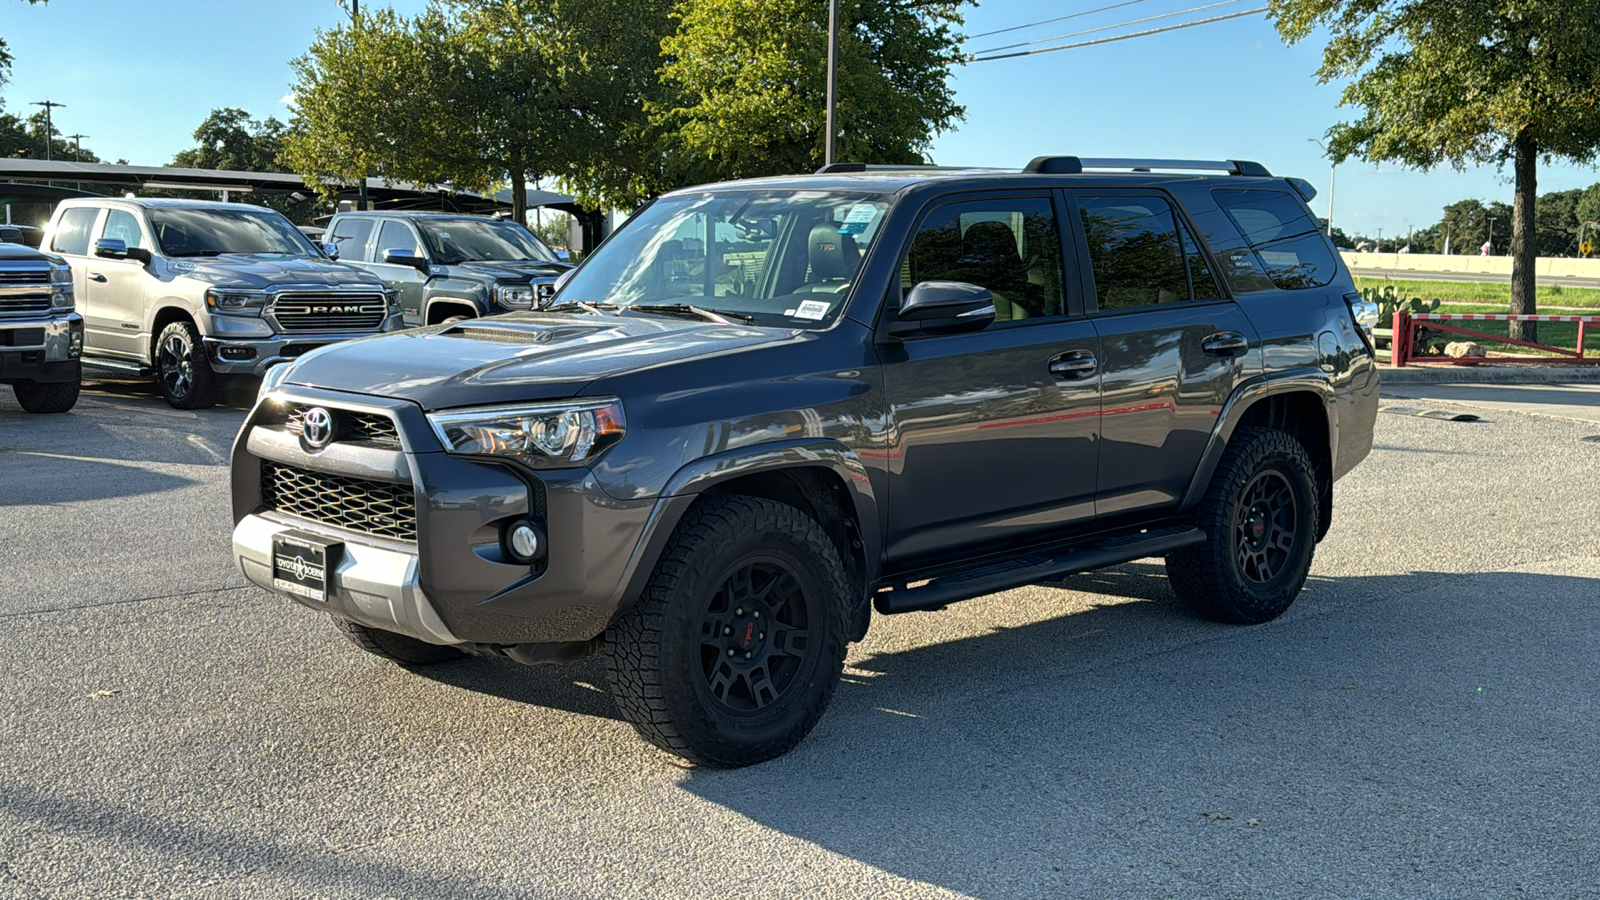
<box><xmin>813</xmin><ymin>162</ymin><xmax>994</xmax><ymax>174</ymax></box>
<box><xmin>1022</xmin><ymin>157</ymin><xmax>1272</xmax><ymax>177</ymax></box>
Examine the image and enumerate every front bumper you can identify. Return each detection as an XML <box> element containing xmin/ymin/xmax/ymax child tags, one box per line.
<box><xmin>204</xmin><ymin>312</ymin><xmax>405</xmax><ymax>376</ymax></box>
<box><xmin>0</xmin><ymin>313</ymin><xmax>83</xmax><ymax>383</ymax></box>
<box><xmin>230</xmin><ymin>384</ymin><xmax>660</xmax><ymax>646</ymax></box>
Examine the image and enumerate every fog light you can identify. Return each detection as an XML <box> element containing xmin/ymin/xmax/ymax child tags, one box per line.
<box><xmin>505</xmin><ymin>520</ymin><xmax>545</xmax><ymax>563</ymax></box>
<box><xmin>219</xmin><ymin>346</ymin><xmax>256</xmax><ymax>361</ymax></box>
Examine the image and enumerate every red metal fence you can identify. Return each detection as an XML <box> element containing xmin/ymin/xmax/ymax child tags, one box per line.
<box><xmin>1390</xmin><ymin>311</ymin><xmax>1600</xmax><ymax>367</ymax></box>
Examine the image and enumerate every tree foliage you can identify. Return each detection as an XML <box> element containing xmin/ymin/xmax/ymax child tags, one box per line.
<box><xmin>171</xmin><ymin>108</ymin><xmax>289</xmax><ymax>173</ymax></box>
<box><xmin>1270</xmin><ymin>0</ymin><xmax>1600</xmax><ymax>338</ymax></box>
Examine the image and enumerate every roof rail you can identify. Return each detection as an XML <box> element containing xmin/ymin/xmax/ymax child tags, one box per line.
<box><xmin>1023</xmin><ymin>157</ymin><xmax>1272</xmax><ymax>177</ymax></box>
<box><xmin>813</xmin><ymin>162</ymin><xmax>987</xmax><ymax>174</ymax></box>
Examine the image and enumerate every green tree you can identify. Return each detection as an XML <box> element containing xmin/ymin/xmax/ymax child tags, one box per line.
<box><xmin>657</xmin><ymin>0</ymin><xmax>967</xmax><ymax>182</ymax></box>
<box><xmin>171</xmin><ymin>108</ymin><xmax>289</xmax><ymax>173</ymax></box>
<box><xmin>1271</xmin><ymin>0</ymin><xmax>1600</xmax><ymax>340</ymax></box>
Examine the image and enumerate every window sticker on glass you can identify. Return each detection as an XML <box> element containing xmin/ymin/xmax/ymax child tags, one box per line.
<box><xmin>837</xmin><ymin>202</ymin><xmax>880</xmax><ymax>235</ymax></box>
<box><xmin>793</xmin><ymin>299</ymin><xmax>831</xmax><ymax>320</ymax></box>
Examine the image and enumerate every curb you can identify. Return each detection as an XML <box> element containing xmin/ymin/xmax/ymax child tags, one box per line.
<box><xmin>1378</xmin><ymin>365</ymin><xmax>1600</xmax><ymax>384</ymax></box>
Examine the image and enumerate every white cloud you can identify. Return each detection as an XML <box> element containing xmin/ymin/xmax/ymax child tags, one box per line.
<box><xmin>279</xmin><ymin>92</ymin><xmax>297</xmax><ymax>106</ymax></box>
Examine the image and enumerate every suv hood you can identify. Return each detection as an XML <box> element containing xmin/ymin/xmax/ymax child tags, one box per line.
<box><xmin>447</xmin><ymin>259</ymin><xmax>573</xmax><ymax>282</ymax></box>
<box><xmin>284</xmin><ymin>312</ymin><xmax>799</xmax><ymax>410</ymax></box>
<box><xmin>171</xmin><ymin>254</ymin><xmax>382</xmax><ymax>288</ymax></box>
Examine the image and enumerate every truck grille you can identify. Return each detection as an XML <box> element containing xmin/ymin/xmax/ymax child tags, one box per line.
<box><xmin>272</xmin><ymin>292</ymin><xmax>388</xmax><ymax>333</ymax></box>
<box><xmin>282</xmin><ymin>404</ymin><xmax>400</xmax><ymax>447</ymax></box>
<box><xmin>0</xmin><ymin>270</ymin><xmax>50</xmax><ymax>285</ymax></box>
<box><xmin>0</xmin><ymin>298</ymin><xmax>52</xmax><ymax>315</ymax></box>
<box><xmin>261</xmin><ymin>462</ymin><xmax>417</xmax><ymax>541</ymax></box>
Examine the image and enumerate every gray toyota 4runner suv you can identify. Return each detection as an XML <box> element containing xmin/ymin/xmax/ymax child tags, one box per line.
<box><xmin>324</xmin><ymin>211</ymin><xmax>573</xmax><ymax>325</ymax></box>
<box><xmin>231</xmin><ymin>157</ymin><xmax>1380</xmax><ymax>767</ymax></box>
<box><xmin>0</xmin><ymin>237</ymin><xmax>82</xmax><ymax>413</ymax></box>
<box><xmin>42</xmin><ymin>198</ymin><xmax>399</xmax><ymax>409</ymax></box>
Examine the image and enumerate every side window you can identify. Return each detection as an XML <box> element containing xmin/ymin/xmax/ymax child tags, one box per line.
<box><xmin>101</xmin><ymin>210</ymin><xmax>144</xmax><ymax>250</ymax></box>
<box><xmin>901</xmin><ymin>197</ymin><xmax>1063</xmax><ymax>323</ymax></box>
<box><xmin>1075</xmin><ymin>194</ymin><xmax>1212</xmax><ymax>310</ymax></box>
<box><xmin>329</xmin><ymin>217</ymin><xmax>375</xmax><ymax>263</ymax></box>
<box><xmin>50</xmin><ymin>207</ymin><xmax>99</xmax><ymax>256</ymax></box>
<box><xmin>1211</xmin><ymin>189</ymin><xmax>1337</xmax><ymax>290</ymax></box>
<box><xmin>376</xmin><ymin>220</ymin><xmax>420</xmax><ymax>260</ymax></box>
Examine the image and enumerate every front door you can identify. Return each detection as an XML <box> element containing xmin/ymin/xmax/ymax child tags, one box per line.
<box><xmin>89</xmin><ymin>208</ymin><xmax>153</xmax><ymax>359</ymax></box>
<box><xmin>1067</xmin><ymin>190</ymin><xmax>1263</xmax><ymax>516</ymax></box>
<box><xmin>371</xmin><ymin>219</ymin><xmax>429</xmax><ymax>325</ymax></box>
<box><xmin>879</xmin><ymin>193</ymin><xmax>1102</xmax><ymax>565</ymax></box>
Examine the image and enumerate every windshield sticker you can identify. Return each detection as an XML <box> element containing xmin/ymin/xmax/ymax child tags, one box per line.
<box><xmin>837</xmin><ymin>202</ymin><xmax>880</xmax><ymax>235</ymax></box>
<box><xmin>793</xmin><ymin>299</ymin><xmax>831</xmax><ymax>321</ymax></box>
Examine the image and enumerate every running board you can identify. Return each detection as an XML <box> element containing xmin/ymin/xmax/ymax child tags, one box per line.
<box><xmin>873</xmin><ymin>526</ymin><xmax>1205</xmax><ymax>615</ymax></box>
<box><xmin>82</xmin><ymin>356</ymin><xmax>149</xmax><ymax>375</ymax></box>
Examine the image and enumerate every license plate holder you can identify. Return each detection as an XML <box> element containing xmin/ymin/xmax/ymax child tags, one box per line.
<box><xmin>272</xmin><ymin>530</ymin><xmax>343</xmax><ymax>603</ymax></box>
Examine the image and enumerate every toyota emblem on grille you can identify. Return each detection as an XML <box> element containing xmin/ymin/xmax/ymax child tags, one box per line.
<box><xmin>301</xmin><ymin>407</ymin><xmax>335</xmax><ymax>450</ymax></box>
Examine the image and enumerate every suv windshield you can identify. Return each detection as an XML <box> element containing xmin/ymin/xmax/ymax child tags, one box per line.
<box><xmin>557</xmin><ymin>190</ymin><xmax>892</xmax><ymax>327</ymax></box>
<box><xmin>418</xmin><ymin>218</ymin><xmax>559</xmax><ymax>265</ymax></box>
<box><xmin>148</xmin><ymin>207</ymin><xmax>318</xmax><ymax>258</ymax></box>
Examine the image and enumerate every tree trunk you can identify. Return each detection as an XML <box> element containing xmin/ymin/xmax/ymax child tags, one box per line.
<box><xmin>511</xmin><ymin>158</ymin><xmax>528</xmax><ymax>228</ymax></box>
<box><xmin>1509</xmin><ymin>128</ymin><xmax>1538</xmax><ymax>343</ymax></box>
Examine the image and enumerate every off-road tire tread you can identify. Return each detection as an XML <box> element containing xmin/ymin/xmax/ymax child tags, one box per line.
<box><xmin>333</xmin><ymin>617</ymin><xmax>465</xmax><ymax>665</ymax></box>
<box><xmin>13</xmin><ymin>379</ymin><xmax>80</xmax><ymax>413</ymax></box>
<box><xmin>1167</xmin><ymin>426</ymin><xmax>1319</xmax><ymax>624</ymax></box>
<box><xmin>155</xmin><ymin>320</ymin><xmax>220</xmax><ymax>410</ymax></box>
<box><xmin>606</xmin><ymin>495</ymin><xmax>850</xmax><ymax>767</ymax></box>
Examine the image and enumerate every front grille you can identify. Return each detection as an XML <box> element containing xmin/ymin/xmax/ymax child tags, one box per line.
<box><xmin>0</xmin><ymin>298</ymin><xmax>52</xmax><ymax>315</ymax></box>
<box><xmin>261</xmin><ymin>462</ymin><xmax>417</xmax><ymax>541</ymax></box>
<box><xmin>272</xmin><ymin>292</ymin><xmax>388</xmax><ymax>333</ymax></box>
<box><xmin>0</xmin><ymin>328</ymin><xmax>45</xmax><ymax>347</ymax></box>
<box><xmin>0</xmin><ymin>270</ymin><xmax>50</xmax><ymax>285</ymax></box>
<box><xmin>282</xmin><ymin>404</ymin><xmax>401</xmax><ymax>447</ymax></box>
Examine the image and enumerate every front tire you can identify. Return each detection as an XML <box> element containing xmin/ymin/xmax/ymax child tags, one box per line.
<box><xmin>1166</xmin><ymin>426</ymin><xmax>1319</xmax><ymax>624</ymax></box>
<box><xmin>606</xmin><ymin>496</ymin><xmax>850</xmax><ymax>768</ymax></box>
<box><xmin>13</xmin><ymin>377</ymin><xmax>80</xmax><ymax>413</ymax></box>
<box><xmin>153</xmin><ymin>320</ymin><xmax>220</xmax><ymax>409</ymax></box>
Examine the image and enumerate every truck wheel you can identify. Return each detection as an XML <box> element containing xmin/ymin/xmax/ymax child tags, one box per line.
<box><xmin>606</xmin><ymin>496</ymin><xmax>850</xmax><ymax>767</ymax></box>
<box><xmin>1166</xmin><ymin>426</ymin><xmax>1319</xmax><ymax>624</ymax></box>
<box><xmin>13</xmin><ymin>378</ymin><xmax>80</xmax><ymax>413</ymax></box>
<box><xmin>154</xmin><ymin>320</ymin><xmax>220</xmax><ymax>409</ymax></box>
<box><xmin>332</xmin><ymin>617</ymin><xmax>465</xmax><ymax>666</ymax></box>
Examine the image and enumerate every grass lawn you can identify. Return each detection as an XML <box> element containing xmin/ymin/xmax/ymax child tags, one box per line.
<box><xmin>1353</xmin><ymin>276</ymin><xmax>1600</xmax><ymax>309</ymax></box>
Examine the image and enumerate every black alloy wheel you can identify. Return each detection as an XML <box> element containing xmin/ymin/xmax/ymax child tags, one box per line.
<box><xmin>696</xmin><ymin>558</ymin><xmax>811</xmax><ymax>715</ymax></box>
<box><xmin>1234</xmin><ymin>470</ymin><xmax>1298</xmax><ymax>585</ymax></box>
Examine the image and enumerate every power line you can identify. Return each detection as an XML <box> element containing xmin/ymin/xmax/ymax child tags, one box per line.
<box><xmin>967</xmin><ymin>8</ymin><xmax>1269</xmax><ymax>62</ymax></box>
<box><xmin>970</xmin><ymin>0</ymin><xmax>1250</xmax><ymax>56</ymax></box>
<box><xmin>966</xmin><ymin>0</ymin><xmax>1155</xmax><ymax>40</ymax></box>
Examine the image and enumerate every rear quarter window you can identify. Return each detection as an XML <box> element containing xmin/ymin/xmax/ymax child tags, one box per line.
<box><xmin>1210</xmin><ymin>189</ymin><xmax>1338</xmax><ymax>291</ymax></box>
<box><xmin>50</xmin><ymin>207</ymin><xmax>99</xmax><ymax>256</ymax></box>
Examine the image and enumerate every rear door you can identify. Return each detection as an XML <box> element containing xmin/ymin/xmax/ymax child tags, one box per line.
<box><xmin>46</xmin><ymin>206</ymin><xmax>107</xmax><ymax>352</ymax></box>
<box><xmin>879</xmin><ymin>192</ymin><xmax>1102</xmax><ymax>564</ymax></box>
<box><xmin>1065</xmin><ymin>189</ymin><xmax>1262</xmax><ymax>517</ymax></box>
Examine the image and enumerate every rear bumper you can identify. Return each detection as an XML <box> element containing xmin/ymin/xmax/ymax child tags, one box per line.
<box><xmin>204</xmin><ymin>312</ymin><xmax>404</xmax><ymax>375</ymax></box>
<box><xmin>0</xmin><ymin>313</ymin><xmax>83</xmax><ymax>383</ymax></box>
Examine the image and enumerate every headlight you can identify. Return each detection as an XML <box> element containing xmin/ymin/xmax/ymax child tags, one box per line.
<box><xmin>257</xmin><ymin>361</ymin><xmax>294</xmax><ymax>402</ymax></box>
<box><xmin>205</xmin><ymin>288</ymin><xmax>267</xmax><ymax>316</ymax></box>
<box><xmin>496</xmin><ymin>285</ymin><xmax>535</xmax><ymax>309</ymax></box>
<box><xmin>428</xmin><ymin>398</ymin><xmax>626</xmax><ymax>469</ymax></box>
<box><xmin>50</xmin><ymin>265</ymin><xmax>72</xmax><ymax>285</ymax></box>
<box><xmin>50</xmin><ymin>284</ymin><xmax>73</xmax><ymax>311</ymax></box>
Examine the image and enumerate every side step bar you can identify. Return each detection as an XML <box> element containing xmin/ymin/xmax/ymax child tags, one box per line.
<box><xmin>874</xmin><ymin>526</ymin><xmax>1205</xmax><ymax>615</ymax></box>
<box><xmin>82</xmin><ymin>356</ymin><xmax>149</xmax><ymax>376</ymax></box>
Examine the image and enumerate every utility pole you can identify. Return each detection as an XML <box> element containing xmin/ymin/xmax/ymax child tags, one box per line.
<box><xmin>1486</xmin><ymin>217</ymin><xmax>1497</xmax><ymax>255</ymax></box>
<box><xmin>67</xmin><ymin>134</ymin><xmax>88</xmax><ymax>162</ymax></box>
<box><xmin>824</xmin><ymin>0</ymin><xmax>839</xmax><ymax>166</ymax></box>
<box><xmin>31</xmin><ymin>100</ymin><xmax>65</xmax><ymax>161</ymax></box>
<box><xmin>341</xmin><ymin>0</ymin><xmax>370</xmax><ymax>210</ymax></box>
<box><xmin>1307</xmin><ymin>138</ymin><xmax>1336</xmax><ymax>234</ymax></box>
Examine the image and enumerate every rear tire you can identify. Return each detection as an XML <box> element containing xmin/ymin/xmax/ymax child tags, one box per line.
<box><xmin>333</xmin><ymin>618</ymin><xmax>465</xmax><ymax>666</ymax></box>
<box><xmin>606</xmin><ymin>496</ymin><xmax>850</xmax><ymax>767</ymax></box>
<box><xmin>153</xmin><ymin>320</ymin><xmax>220</xmax><ymax>409</ymax></box>
<box><xmin>1166</xmin><ymin>426</ymin><xmax>1319</xmax><ymax>624</ymax></box>
<box><xmin>13</xmin><ymin>377</ymin><xmax>80</xmax><ymax>413</ymax></box>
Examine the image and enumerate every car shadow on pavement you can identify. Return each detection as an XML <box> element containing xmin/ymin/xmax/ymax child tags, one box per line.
<box><xmin>0</xmin><ymin>451</ymin><xmax>196</xmax><ymax>506</ymax></box>
<box><xmin>677</xmin><ymin>567</ymin><xmax>1600</xmax><ymax>899</ymax></box>
<box><xmin>418</xmin><ymin>654</ymin><xmax>623</xmax><ymax>721</ymax></box>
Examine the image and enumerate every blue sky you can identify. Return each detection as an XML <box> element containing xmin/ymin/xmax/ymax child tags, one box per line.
<box><xmin>4</xmin><ymin>0</ymin><xmax>1598</xmax><ymax>239</ymax></box>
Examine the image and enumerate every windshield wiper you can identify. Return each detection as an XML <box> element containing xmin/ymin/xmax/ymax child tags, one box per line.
<box><xmin>627</xmin><ymin>303</ymin><xmax>754</xmax><ymax>324</ymax></box>
<box><xmin>168</xmin><ymin>250</ymin><xmax>227</xmax><ymax>257</ymax></box>
<box><xmin>542</xmin><ymin>301</ymin><xmax>608</xmax><ymax>315</ymax></box>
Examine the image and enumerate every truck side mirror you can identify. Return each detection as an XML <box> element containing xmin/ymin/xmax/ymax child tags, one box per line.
<box><xmin>383</xmin><ymin>248</ymin><xmax>430</xmax><ymax>272</ymax></box>
<box><xmin>94</xmin><ymin>238</ymin><xmax>129</xmax><ymax>259</ymax></box>
<box><xmin>886</xmin><ymin>281</ymin><xmax>996</xmax><ymax>338</ymax></box>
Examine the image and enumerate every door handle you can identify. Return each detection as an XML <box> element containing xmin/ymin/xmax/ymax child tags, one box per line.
<box><xmin>1201</xmin><ymin>331</ymin><xmax>1249</xmax><ymax>357</ymax></box>
<box><xmin>88</xmin><ymin>272</ymin><xmax>108</xmax><ymax>283</ymax></box>
<box><xmin>1048</xmin><ymin>352</ymin><xmax>1097</xmax><ymax>379</ymax></box>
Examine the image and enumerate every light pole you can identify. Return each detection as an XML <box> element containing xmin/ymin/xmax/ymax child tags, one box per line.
<box><xmin>1307</xmin><ymin>138</ymin><xmax>1336</xmax><ymax>234</ymax></box>
<box><xmin>31</xmin><ymin>100</ymin><xmax>65</xmax><ymax>161</ymax></box>
<box><xmin>67</xmin><ymin>134</ymin><xmax>88</xmax><ymax>162</ymax></box>
<box><xmin>1486</xmin><ymin>216</ymin><xmax>1498</xmax><ymax>255</ymax></box>
<box><xmin>824</xmin><ymin>0</ymin><xmax>839</xmax><ymax>166</ymax></box>
<box><xmin>339</xmin><ymin>0</ymin><xmax>369</xmax><ymax>211</ymax></box>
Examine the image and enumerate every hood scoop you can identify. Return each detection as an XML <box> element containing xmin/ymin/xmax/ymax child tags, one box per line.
<box><xmin>442</xmin><ymin>322</ymin><xmax>601</xmax><ymax>345</ymax></box>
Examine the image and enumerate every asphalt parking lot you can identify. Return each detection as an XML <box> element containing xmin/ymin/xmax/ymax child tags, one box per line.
<box><xmin>3</xmin><ymin>375</ymin><xmax>1599</xmax><ymax>899</ymax></box>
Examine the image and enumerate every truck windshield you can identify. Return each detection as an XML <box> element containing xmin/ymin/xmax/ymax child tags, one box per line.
<box><xmin>557</xmin><ymin>190</ymin><xmax>893</xmax><ymax>328</ymax></box>
<box><xmin>417</xmin><ymin>218</ymin><xmax>559</xmax><ymax>265</ymax></box>
<box><xmin>148</xmin><ymin>208</ymin><xmax>318</xmax><ymax>258</ymax></box>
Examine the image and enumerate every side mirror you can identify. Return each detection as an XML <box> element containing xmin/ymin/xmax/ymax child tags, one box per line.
<box><xmin>94</xmin><ymin>237</ymin><xmax>129</xmax><ymax>259</ymax></box>
<box><xmin>383</xmin><ymin>248</ymin><xmax>429</xmax><ymax>272</ymax></box>
<box><xmin>321</xmin><ymin>240</ymin><xmax>340</xmax><ymax>261</ymax></box>
<box><xmin>888</xmin><ymin>281</ymin><xmax>996</xmax><ymax>338</ymax></box>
